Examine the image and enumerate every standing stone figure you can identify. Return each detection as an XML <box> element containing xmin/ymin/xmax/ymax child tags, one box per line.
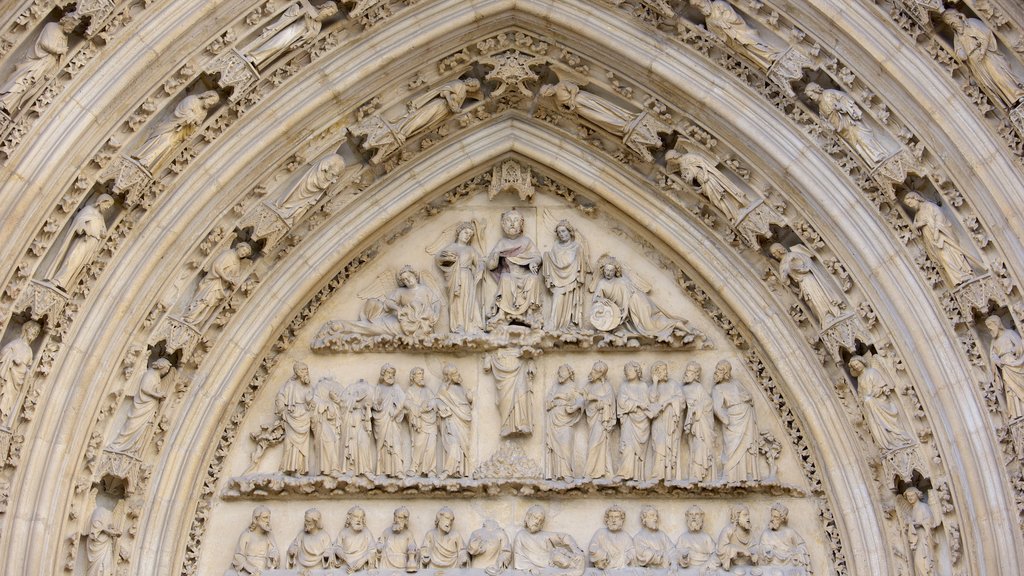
<box><xmin>756</xmin><ymin>502</ymin><xmax>810</xmax><ymax>568</ymax></box>
<box><xmin>904</xmin><ymin>488</ymin><xmax>937</xmax><ymax>576</ymax></box>
<box><xmin>467</xmin><ymin>519</ymin><xmax>511</xmax><ymax>575</ymax></box>
<box><xmin>545</xmin><ymin>364</ymin><xmax>585</xmax><ymax>480</ymax></box>
<box><xmin>543</xmin><ymin>220</ymin><xmax>590</xmax><ymax>332</ymax></box>
<box><xmin>848</xmin><ymin>356</ymin><xmax>914</xmax><ymax>451</ymax></box>
<box><xmin>690</xmin><ymin>0</ymin><xmax>779</xmax><ymax>69</ymax></box>
<box><xmin>712</xmin><ymin>360</ymin><xmax>759</xmax><ymax>482</ymax></box>
<box><xmin>311</xmin><ymin>377</ymin><xmax>343</xmax><ymax>477</ymax></box>
<box><xmin>649</xmin><ymin>361</ymin><xmax>684</xmax><ymax>481</ymax></box>
<box><xmin>0</xmin><ymin>320</ymin><xmax>41</xmax><ymax>424</ymax></box>
<box><xmin>182</xmin><ymin>242</ymin><xmax>252</xmax><ymax>326</ymax></box>
<box><xmin>903</xmin><ymin>192</ymin><xmax>977</xmax><ymax>287</ymax></box>
<box><xmin>483</xmin><ymin>347</ymin><xmax>535</xmax><ymax>437</ymax></box>
<box><xmin>0</xmin><ymin>15</ymin><xmax>77</xmax><ymax>115</ymax></box>
<box><xmin>132</xmin><ymin>90</ymin><xmax>220</xmax><ymax>173</ymax></box>
<box><xmin>242</xmin><ymin>2</ymin><xmax>338</xmax><ymax>71</ymax></box>
<box><xmin>274</xmin><ymin>361</ymin><xmax>313</xmax><ymax>475</ymax></box>
<box><xmin>584</xmin><ymin>361</ymin><xmax>617</xmax><ymax>479</ymax></box>
<box><xmin>437</xmin><ymin>363</ymin><xmax>473</xmax><ymax>477</ymax></box>
<box><xmin>676</xmin><ymin>505</ymin><xmax>716</xmax><ymax>570</ymax></box>
<box><xmin>287</xmin><ymin>508</ymin><xmax>332</xmax><ymax>569</ymax></box>
<box><xmin>588</xmin><ymin>505</ymin><xmax>633</xmax><ymax>570</ymax></box>
<box><xmin>804</xmin><ymin>83</ymin><xmax>889</xmax><ymax>165</ymax></box>
<box><xmin>227</xmin><ymin>506</ymin><xmax>280</xmax><ymax>575</ymax></box>
<box><xmin>373</xmin><ymin>364</ymin><xmax>407</xmax><ymax>478</ymax></box>
<box><xmin>486</xmin><ymin>209</ymin><xmax>543</xmax><ymax>328</ymax></box>
<box><xmin>716</xmin><ymin>504</ymin><xmax>754</xmax><ymax>570</ymax></box>
<box><xmin>421</xmin><ymin>507</ymin><xmax>467</xmax><ymax>569</ymax></box>
<box><xmin>631</xmin><ymin>505</ymin><xmax>673</xmax><ymax>569</ymax></box>
<box><xmin>666</xmin><ymin>151</ymin><xmax>749</xmax><ymax>222</ymax></box>
<box><xmin>617</xmin><ymin>361</ymin><xmax>654</xmax><ymax>480</ymax></box>
<box><xmin>85</xmin><ymin>507</ymin><xmax>120</xmax><ymax>576</ymax></box>
<box><xmin>333</xmin><ymin>506</ymin><xmax>376</xmax><ymax>571</ymax></box>
<box><xmin>770</xmin><ymin>243</ymin><xmax>845</xmax><ymax>327</ymax></box>
<box><xmin>271</xmin><ymin>153</ymin><xmax>345</xmax><ymax>225</ymax></box>
<box><xmin>942</xmin><ymin>9</ymin><xmax>1024</xmax><ymax>108</ymax></box>
<box><xmin>512</xmin><ymin>505</ymin><xmax>584</xmax><ymax>573</ymax></box>
<box><xmin>377</xmin><ymin>507</ymin><xmax>418</xmax><ymax>570</ymax></box>
<box><xmin>986</xmin><ymin>315</ymin><xmax>1024</xmax><ymax>421</ymax></box>
<box><xmin>341</xmin><ymin>378</ymin><xmax>375</xmax><ymax>476</ymax></box>
<box><xmin>405</xmin><ymin>367</ymin><xmax>438</xmax><ymax>476</ymax></box>
<box><xmin>105</xmin><ymin>358</ymin><xmax>172</xmax><ymax>456</ymax></box>
<box><xmin>46</xmin><ymin>194</ymin><xmax>114</xmax><ymax>290</ymax></box>
<box><xmin>435</xmin><ymin>221</ymin><xmax>484</xmax><ymax>334</ymax></box>
<box><xmin>681</xmin><ymin>361</ymin><xmax>715</xmax><ymax>482</ymax></box>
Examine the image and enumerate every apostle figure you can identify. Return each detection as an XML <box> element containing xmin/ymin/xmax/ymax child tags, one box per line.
<box><xmin>182</xmin><ymin>242</ymin><xmax>252</xmax><ymax>327</ymax></box>
<box><xmin>405</xmin><ymin>366</ymin><xmax>438</xmax><ymax>476</ymax></box>
<box><xmin>717</xmin><ymin>504</ymin><xmax>754</xmax><ymax>570</ymax></box>
<box><xmin>0</xmin><ymin>321</ymin><xmax>39</xmax><ymax>424</ymax></box>
<box><xmin>756</xmin><ymin>502</ymin><xmax>810</xmax><ymax>568</ymax></box>
<box><xmin>770</xmin><ymin>243</ymin><xmax>845</xmax><ymax>327</ymax></box>
<box><xmin>848</xmin><ymin>356</ymin><xmax>914</xmax><ymax>451</ymax></box>
<box><xmin>804</xmin><ymin>82</ymin><xmax>889</xmax><ymax>165</ymax></box>
<box><xmin>512</xmin><ymin>505</ymin><xmax>584</xmax><ymax>574</ymax></box>
<box><xmin>105</xmin><ymin>358</ymin><xmax>172</xmax><ymax>456</ymax></box>
<box><xmin>486</xmin><ymin>209</ymin><xmax>543</xmax><ymax>328</ymax></box>
<box><xmin>0</xmin><ymin>15</ymin><xmax>77</xmax><ymax>115</ymax></box>
<box><xmin>649</xmin><ymin>361</ymin><xmax>683</xmax><ymax>481</ymax></box>
<box><xmin>373</xmin><ymin>364</ymin><xmax>407</xmax><ymax>478</ymax></box>
<box><xmin>543</xmin><ymin>220</ymin><xmax>590</xmax><ymax>332</ymax></box>
<box><xmin>904</xmin><ymin>488</ymin><xmax>938</xmax><ymax>576</ymax></box>
<box><xmin>437</xmin><ymin>363</ymin><xmax>473</xmax><ymax>477</ymax></box>
<box><xmin>270</xmin><ymin>153</ymin><xmax>345</xmax><ymax>225</ymax></box>
<box><xmin>311</xmin><ymin>377</ymin><xmax>343</xmax><ymax>477</ymax></box>
<box><xmin>46</xmin><ymin>194</ymin><xmax>114</xmax><ymax>290</ymax></box>
<box><xmin>986</xmin><ymin>315</ymin><xmax>1024</xmax><ymax>422</ymax></box>
<box><xmin>421</xmin><ymin>507</ymin><xmax>468</xmax><ymax>569</ymax></box>
<box><xmin>377</xmin><ymin>507</ymin><xmax>418</xmax><ymax>570</ymax></box>
<box><xmin>676</xmin><ymin>505</ymin><xmax>716</xmax><ymax>570</ymax></box>
<box><xmin>630</xmin><ymin>505</ymin><xmax>673</xmax><ymax>568</ymax></box>
<box><xmin>665</xmin><ymin>150</ymin><xmax>749</xmax><ymax>222</ymax></box>
<box><xmin>272</xmin><ymin>361</ymin><xmax>312</xmax><ymax>475</ymax></box>
<box><xmin>903</xmin><ymin>192</ymin><xmax>977</xmax><ymax>287</ymax></box>
<box><xmin>545</xmin><ymin>364</ymin><xmax>585</xmax><ymax>480</ymax></box>
<box><xmin>484</xmin><ymin>347</ymin><xmax>535</xmax><ymax>437</ymax></box>
<box><xmin>435</xmin><ymin>221</ymin><xmax>484</xmax><ymax>334</ymax></box>
<box><xmin>287</xmin><ymin>508</ymin><xmax>332</xmax><ymax>569</ymax></box>
<box><xmin>583</xmin><ymin>361</ymin><xmax>617</xmax><ymax>479</ymax></box>
<box><xmin>132</xmin><ymin>90</ymin><xmax>220</xmax><ymax>173</ymax></box>
<box><xmin>942</xmin><ymin>9</ymin><xmax>1024</xmax><ymax>108</ymax></box>
<box><xmin>591</xmin><ymin>256</ymin><xmax>691</xmax><ymax>341</ymax></box>
<box><xmin>344</xmin><ymin>265</ymin><xmax>442</xmax><ymax>338</ymax></box>
<box><xmin>334</xmin><ymin>506</ymin><xmax>377</xmax><ymax>571</ymax></box>
<box><xmin>616</xmin><ymin>361</ymin><xmax>654</xmax><ymax>480</ymax></box>
<box><xmin>341</xmin><ymin>377</ymin><xmax>375</xmax><ymax>476</ymax></box>
<box><xmin>681</xmin><ymin>361</ymin><xmax>715</xmax><ymax>482</ymax></box>
<box><xmin>85</xmin><ymin>507</ymin><xmax>120</xmax><ymax>576</ymax></box>
<box><xmin>467</xmin><ymin>519</ymin><xmax>511</xmax><ymax>575</ymax></box>
<box><xmin>691</xmin><ymin>0</ymin><xmax>779</xmax><ymax>69</ymax></box>
<box><xmin>241</xmin><ymin>2</ymin><xmax>338</xmax><ymax>71</ymax></box>
<box><xmin>588</xmin><ymin>505</ymin><xmax>633</xmax><ymax>570</ymax></box>
<box><xmin>227</xmin><ymin>506</ymin><xmax>280</xmax><ymax>575</ymax></box>
<box><xmin>712</xmin><ymin>360</ymin><xmax>759</xmax><ymax>482</ymax></box>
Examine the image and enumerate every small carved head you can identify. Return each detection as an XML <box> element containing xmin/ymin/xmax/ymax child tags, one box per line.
<box><xmin>651</xmin><ymin>361</ymin><xmax>669</xmax><ymax>383</ymax></box>
<box><xmin>985</xmin><ymin>315</ymin><xmax>1003</xmax><ymax>334</ymax></box>
<box><xmin>379</xmin><ymin>363</ymin><xmax>397</xmax><ymax>385</ymax></box>
<box><xmin>685</xmin><ymin>505</ymin><xmax>705</xmax><ymax>532</ymax></box>
<box><xmin>442</xmin><ymin>363</ymin><xmax>462</xmax><ymax>385</ymax></box>
<box><xmin>317</xmin><ymin>1</ymin><xmax>340</xmax><ymax>19</ymax></box>
<box><xmin>199</xmin><ymin>90</ymin><xmax>221</xmax><ymax>108</ymax></box>
<box><xmin>768</xmin><ymin>243</ymin><xmax>788</xmax><ymax>261</ymax></box>
<box><xmin>235</xmin><ymin>242</ymin><xmax>253</xmax><ymax>259</ymax></box>
<box><xmin>604</xmin><ymin>505</ymin><xmax>626</xmax><ymax>531</ymax></box>
<box><xmin>623</xmin><ymin>360</ymin><xmax>642</xmax><ymax>380</ymax></box>
<box><xmin>554</xmin><ymin>220</ymin><xmax>575</xmax><ymax>243</ymax></box>
<box><xmin>319</xmin><ymin>153</ymin><xmax>346</xmax><ymax>178</ymax></box>
<box><xmin>941</xmin><ymin>9</ymin><xmax>965</xmax><ymax>30</ymax></box>
<box><xmin>557</xmin><ymin>363</ymin><xmax>575</xmax><ymax>384</ymax></box>
<box><xmin>902</xmin><ymin>192</ymin><xmax>924</xmax><ymax>209</ymax></box>
<box><xmin>392</xmin><ymin>506</ymin><xmax>410</xmax><ymax>532</ymax></box>
<box><xmin>94</xmin><ymin>194</ymin><xmax>115</xmax><ymax>211</ymax></box>
<box><xmin>688</xmin><ymin>0</ymin><xmax>712</xmax><ymax>15</ymax></box>
<box><xmin>346</xmin><ymin>505</ymin><xmax>367</xmax><ymax>530</ymax></box>
<box><xmin>769</xmin><ymin>502</ymin><xmax>789</xmax><ymax>529</ymax></box>
<box><xmin>303</xmin><ymin>508</ymin><xmax>323</xmax><ymax>533</ymax></box>
<box><xmin>251</xmin><ymin>505</ymin><xmax>272</xmax><ymax>533</ymax></box>
<box><xmin>597</xmin><ymin>255</ymin><xmax>621</xmax><ymax>279</ymax></box>
<box><xmin>20</xmin><ymin>320</ymin><xmax>41</xmax><ymax>342</ymax></box>
<box><xmin>803</xmin><ymin>82</ymin><xmax>823</xmax><ymax>101</ymax></box>
<box><xmin>455</xmin><ymin>221</ymin><xmax>475</xmax><ymax>243</ymax></box>
<box><xmin>714</xmin><ymin>359</ymin><xmax>732</xmax><ymax>383</ymax></box>
<box><xmin>640</xmin><ymin>505</ymin><xmax>660</xmax><ymax>530</ymax></box>
<box><xmin>436</xmin><ymin>506</ymin><xmax>455</xmax><ymax>532</ymax></box>
<box><xmin>409</xmin><ymin>366</ymin><xmax>425</xmax><ymax>386</ymax></box>
<box><xmin>589</xmin><ymin>360</ymin><xmax>608</xmax><ymax>382</ymax></box>
<box><xmin>500</xmin><ymin>209</ymin><xmax>525</xmax><ymax>237</ymax></box>
<box><xmin>463</xmin><ymin>78</ymin><xmax>482</xmax><ymax>92</ymax></box>
<box><xmin>524</xmin><ymin>505</ymin><xmax>545</xmax><ymax>532</ymax></box>
<box><xmin>396</xmin><ymin>265</ymin><xmax>419</xmax><ymax>287</ymax></box>
<box><xmin>684</xmin><ymin>361</ymin><xmax>701</xmax><ymax>383</ymax></box>
<box><xmin>848</xmin><ymin>355</ymin><xmax>867</xmax><ymax>377</ymax></box>
<box><xmin>730</xmin><ymin>504</ymin><xmax>751</xmax><ymax>529</ymax></box>
<box><xmin>151</xmin><ymin>357</ymin><xmax>173</xmax><ymax>376</ymax></box>
<box><xmin>59</xmin><ymin>14</ymin><xmax>79</xmax><ymax>32</ymax></box>
<box><xmin>904</xmin><ymin>487</ymin><xmax>922</xmax><ymax>504</ymax></box>
<box><xmin>293</xmin><ymin>361</ymin><xmax>310</xmax><ymax>383</ymax></box>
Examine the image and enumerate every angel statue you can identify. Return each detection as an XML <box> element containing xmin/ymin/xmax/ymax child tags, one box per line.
<box><xmin>319</xmin><ymin>265</ymin><xmax>441</xmax><ymax>340</ymax></box>
<box><xmin>769</xmin><ymin>243</ymin><xmax>846</xmax><ymax>328</ymax></box>
<box><xmin>430</xmin><ymin>221</ymin><xmax>485</xmax><ymax>334</ymax></box>
<box><xmin>589</xmin><ymin>255</ymin><xmax>694</xmax><ymax>341</ymax></box>
<box><xmin>241</xmin><ymin>1</ymin><xmax>338</xmax><ymax>72</ymax></box>
<box><xmin>804</xmin><ymin>83</ymin><xmax>890</xmax><ymax>166</ymax></box>
<box><xmin>543</xmin><ymin>219</ymin><xmax>590</xmax><ymax>332</ymax></box>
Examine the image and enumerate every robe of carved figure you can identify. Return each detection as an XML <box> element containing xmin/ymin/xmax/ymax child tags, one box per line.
<box><xmin>712</xmin><ymin>360</ymin><xmax>759</xmax><ymax>482</ymax></box>
<box><xmin>513</xmin><ymin>506</ymin><xmax>584</xmax><ymax>574</ymax></box>
<box><xmin>242</xmin><ymin>2</ymin><xmax>338</xmax><ymax>71</ymax></box>
<box><xmin>804</xmin><ymin>83</ymin><xmax>889</xmax><ymax>165</ymax></box>
<box><xmin>0</xmin><ymin>321</ymin><xmax>39</xmax><ymax>424</ymax></box>
<box><xmin>693</xmin><ymin>0</ymin><xmax>779</xmax><ymax>69</ymax></box>
<box><xmin>467</xmin><ymin>520</ymin><xmax>511</xmax><ymax>575</ymax></box>
<box><xmin>543</xmin><ymin>220</ymin><xmax>590</xmax><ymax>332</ymax></box>
<box><xmin>545</xmin><ymin>364</ymin><xmax>584</xmax><ymax>480</ymax></box>
<box><xmin>311</xmin><ymin>377</ymin><xmax>343</xmax><ymax>476</ymax></box>
<box><xmin>616</xmin><ymin>361</ymin><xmax>653</xmax><ymax>480</ymax></box>
<box><xmin>484</xmin><ymin>347</ymin><xmax>535</xmax><ymax>437</ymax></box>
<box><xmin>848</xmin><ymin>356</ymin><xmax>914</xmax><ymax>451</ymax></box>
<box><xmin>47</xmin><ymin>194</ymin><xmax>113</xmax><ymax>290</ymax></box>
<box><xmin>943</xmin><ymin>10</ymin><xmax>1024</xmax><ymax>108</ymax></box>
<box><xmin>756</xmin><ymin>503</ymin><xmax>810</xmax><ymax>567</ymax></box>
<box><xmin>86</xmin><ymin>508</ymin><xmax>119</xmax><ymax>576</ymax></box>
<box><xmin>588</xmin><ymin>506</ymin><xmax>633</xmax><ymax>570</ymax></box>
<box><xmin>583</xmin><ymin>361</ymin><xmax>617</xmax><ymax>479</ymax></box>
<box><xmin>404</xmin><ymin>367</ymin><xmax>438</xmax><ymax>476</ymax></box>
<box><xmin>275</xmin><ymin>362</ymin><xmax>313</xmax><ymax>475</ymax></box>
<box><xmin>486</xmin><ymin>209</ymin><xmax>543</xmax><ymax>328</ymax></box>
<box><xmin>716</xmin><ymin>505</ymin><xmax>753</xmax><ymax>570</ymax></box>
<box><xmin>665</xmin><ymin>151</ymin><xmax>748</xmax><ymax>221</ymax></box>
<box><xmin>272</xmin><ymin>153</ymin><xmax>345</xmax><ymax>225</ymax></box>
<box><xmin>373</xmin><ymin>364</ymin><xmax>407</xmax><ymax>477</ymax></box>
<box><xmin>437</xmin><ymin>364</ymin><xmax>473</xmax><ymax>477</ymax></box>
<box><xmin>903</xmin><ymin>193</ymin><xmax>976</xmax><ymax>287</ymax></box>
<box><xmin>986</xmin><ymin>316</ymin><xmax>1024</xmax><ymax>420</ymax></box>
<box><xmin>681</xmin><ymin>362</ymin><xmax>715</xmax><ymax>482</ymax></box>
<box><xmin>421</xmin><ymin>507</ymin><xmax>467</xmax><ymax>569</ymax></box>
<box><xmin>347</xmin><ymin>266</ymin><xmax>441</xmax><ymax>337</ymax></box>
<box><xmin>183</xmin><ymin>243</ymin><xmax>251</xmax><ymax>326</ymax></box>
<box><xmin>340</xmin><ymin>378</ymin><xmax>375</xmax><ymax>475</ymax></box>
<box><xmin>904</xmin><ymin>489</ymin><xmax>937</xmax><ymax>576</ymax></box>
<box><xmin>334</xmin><ymin>506</ymin><xmax>377</xmax><ymax>570</ymax></box>
<box><xmin>105</xmin><ymin>359</ymin><xmax>171</xmax><ymax>456</ymax></box>
<box><xmin>649</xmin><ymin>361</ymin><xmax>684</xmax><ymax>481</ymax></box>
<box><xmin>0</xmin><ymin>16</ymin><xmax>75</xmax><ymax>114</ymax></box>
<box><xmin>631</xmin><ymin>506</ymin><xmax>673</xmax><ymax>568</ymax></box>
<box><xmin>770</xmin><ymin>243</ymin><xmax>845</xmax><ymax>327</ymax></box>
<box><xmin>132</xmin><ymin>90</ymin><xmax>220</xmax><ymax>172</ymax></box>
<box><xmin>378</xmin><ymin>507</ymin><xmax>418</xmax><ymax>570</ymax></box>
<box><xmin>288</xmin><ymin>508</ymin><xmax>332</xmax><ymax>569</ymax></box>
<box><xmin>676</xmin><ymin>505</ymin><xmax>716</xmax><ymax>569</ymax></box>
<box><xmin>435</xmin><ymin>222</ymin><xmax>484</xmax><ymax>333</ymax></box>
<box><xmin>591</xmin><ymin>257</ymin><xmax>689</xmax><ymax>340</ymax></box>
<box><xmin>228</xmin><ymin>506</ymin><xmax>280</xmax><ymax>575</ymax></box>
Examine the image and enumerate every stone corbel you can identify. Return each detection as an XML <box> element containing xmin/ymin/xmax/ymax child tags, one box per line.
<box><xmin>733</xmin><ymin>197</ymin><xmax>786</xmax><ymax>248</ymax></box>
<box><xmin>237</xmin><ymin>201</ymin><xmax>292</xmax><ymax>250</ymax></box>
<box><xmin>102</xmin><ymin>155</ymin><xmax>155</xmax><ymax>208</ymax></box>
<box><xmin>818</xmin><ymin>312</ymin><xmax>869</xmax><ymax>362</ymax></box>
<box><xmin>881</xmin><ymin>443</ymin><xmax>927</xmax><ymax>485</ymax></box>
<box><xmin>869</xmin><ymin>149</ymin><xmax>916</xmax><ymax>201</ymax></box>
<box><xmin>488</xmin><ymin>159</ymin><xmax>535</xmax><ymax>201</ymax></box>
<box><xmin>767</xmin><ymin>47</ymin><xmax>813</xmax><ymax>98</ymax></box>
<box><xmin>96</xmin><ymin>449</ymin><xmax>144</xmax><ymax>494</ymax></box>
<box><xmin>150</xmin><ymin>316</ymin><xmax>202</xmax><ymax>361</ymax></box>
<box><xmin>209</xmin><ymin>48</ymin><xmax>261</xmax><ymax>102</ymax></box>
<box><xmin>13</xmin><ymin>279</ymin><xmax>68</xmax><ymax>329</ymax></box>
<box><xmin>70</xmin><ymin>0</ymin><xmax>117</xmax><ymax>38</ymax></box>
<box><xmin>951</xmin><ymin>272</ymin><xmax>1007</xmax><ymax>319</ymax></box>
<box><xmin>895</xmin><ymin>0</ymin><xmax>943</xmax><ymax>27</ymax></box>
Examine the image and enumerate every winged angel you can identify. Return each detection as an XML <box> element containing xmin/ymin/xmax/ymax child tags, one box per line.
<box><xmin>427</xmin><ymin>220</ymin><xmax>487</xmax><ymax>334</ymax></box>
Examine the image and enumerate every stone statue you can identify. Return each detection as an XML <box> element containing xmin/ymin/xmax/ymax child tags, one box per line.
<box><xmin>676</xmin><ymin>505</ymin><xmax>716</xmax><ymax>570</ymax></box>
<box><xmin>273</xmin><ymin>361</ymin><xmax>313</xmax><ymax>475</ymax></box>
<box><xmin>340</xmin><ymin>378</ymin><xmax>375</xmax><ymax>476</ymax></box>
<box><xmin>270</xmin><ymin>153</ymin><xmax>345</xmax><ymax>225</ymax></box>
<box><xmin>543</xmin><ymin>220</ymin><xmax>590</xmax><ymax>332</ymax></box>
<box><xmin>716</xmin><ymin>504</ymin><xmax>753</xmax><ymax>570</ymax></box>
<box><xmin>377</xmin><ymin>507</ymin><xmax>418</xmax><ymax>570</ymax></box>
<box><xmin>404</xmin><ymin>367</ymin><xmax>438</xmax><ymax>476</ymax></box>
<box><xmin>903</xmin><ymin>192</ymin><xmax>977</xmax><ymax>287</ymax></box>
<box><xmin>665</xmin><ymin>151</ymin><xmax>749</xmax><ymax>222</ymax></box>
<box><xmin>340</xmin><ymin>265</ymin><xmax>442</xmax><ymax>338</ymax></box>
<box><xmin>132</xmin><ymin>90</ymin><xmax>220</xmax><ymax>173</ymax></box>
<box><xmin>545</xmin><ymin>364</ymin><xmax>585</xmax><ymax>480</ymax></box>
<box><xmin>0</xmin><ymin>15</ymin><xmax>77</xmax><ymax>115</ymax></box>
<box><xmin>467</xmin><ymin>519</ymin><xmax>511</xmax><ymax>575</ymax></box>
<box><xmin>437</xmin><ymin>363</ymin><xmax>473</xmax><ymax>478</ymax></box>
<box><xmin>434</xmin><ymin>221</ymin><xmax>484</xmax><ymax>334</ymax></box>
<box><xmin>512</xmin><ymin>505</ymin><xmax>584</xmax><ymax>574</ymax></box>
<box><xmin>848</xmin><ymin>356</ymin><xmax>915</xmax><ymax>451</ymax></box>
<box><xmin>804</xmin><ymin>82</ymin><xmax>889</xmax><ymax>165</ymax></box>
<box><xmin>182</xmin><ymin>242</ymin><xmax>252</xmax><ymax>327</ymax></box>
<box><xmin>631</xmin><ymin>505</ymin><xmax>673</xmax><ymax>568</ymax></box>
<box><xmin>681</xmin><ymin>361</ymin><xmax>715</xmax><ymax>482</ymax></box>
<box><xmin>942</xmin><ymin>9</ymin><xmax>1024</xmax><ymax>108</ymax></box>
<box><xmin>583</xmin><ymin>361</ymin><xmax>617</xmax><ymax>479</ymax></box>
<box><xmin>770</xmin><ymin>243</ymin><xmax>845</xmax><ymax>326</ymax></box>
<box><xmin>227</xmin><ymin>506</ymin><xmax>280</xmax><ymax>575</ymax></box>
<box><xmin>85</xmin><ymin>507</ymin><xmax>120</xmax><ymax>576</ymax></box>
<box><xmin>690</xmin><ymin>0</ymin><xmax>779</xmax><ymax>70</ymax></box>
<box><xmin>311</xmin><ymin>377</ymin><xmax>343</xmax><ymax>477</ymax></box>
<box><xmin>421</xmin><ymin>507</ymin><xmax>467</xmax><ymax>569</ymax></box>
<box><xmin>904</xmin><ymin>488</ymin><xmax>937</xmax><ymax>576</ymax></box>
<box><xmin>287</xmin><ymin>508</ymin><xmax>332</xmax><ymax>569</ymax></box>
<box><xmin>712</xmin><ymin>360</ymin><xmax>759</xmax><ymax>482</ymax></box>
<box><xmin>986</xmin><ymin>316</ymin><xmax>1024</xmax><ymax>421</ymax></box>
<box><xmin>486</xmin><ymin>209</ymin><xmax>543</xmax><ymax>329</ymax></box>
<box><xmin>483</xmin><ymin>347</ymin><xmax>535</xmax><ymax>437</ymax></box>
<box><xmin>241</xmin><ymin>2</ymin><xmax>338</xmax><ymax>71</ymax></box>
<box><xmin>333</xmin><ymin>506</ymin><xmax>376</xmax><ymax>570</ymax></box>
<box><xmin>756</xmin><ymin>502</ymin><xmax>810</xmax><ymax>568</ymax></box>
<box><xmin>591</xmin><ymin>256</ymin><xmax>692</xmax><ymax>341</ymax></box>
<box><xmin>0</xmin><ymin>320</ymin><xmax>40</xmax><ymax>424</ymax></box>
<box><xmin>104</xmin><ymin>358</ymin><xmax>172</xmax><ymax>456</ymax></box>
<box><xmin>649</xmin><ymin>361</ymin><xmax>684</xmax><ymax>481</ymax></box>
<box><xmin>617</xmin><ymin>361</ymin><xmax>653</xmax><ymax>480</ymax></box>
<box><xmin>46</xmin><ymin>194</ymin><xmax>114</xmax><ymax>290</ymax></box>
<box><xmin>373</xmin><ymin>364</ymin><xmax>407</xmax><ymax>478</ymax></box>
<box><xmin>588</xmin><ymin>505</ymin><xmax>633</xmax><ymax>570</ymax></box>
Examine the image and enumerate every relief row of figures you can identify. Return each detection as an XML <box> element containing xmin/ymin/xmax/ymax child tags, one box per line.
<box><xmin>251</xmin><ymin>358</ymin><xmax>774</xmax><ymax>484</ymax></box>
<box><xmin>226</xmin><ymin>503</ymin><xmax>809</xmax><ymax>575</ymax></box>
